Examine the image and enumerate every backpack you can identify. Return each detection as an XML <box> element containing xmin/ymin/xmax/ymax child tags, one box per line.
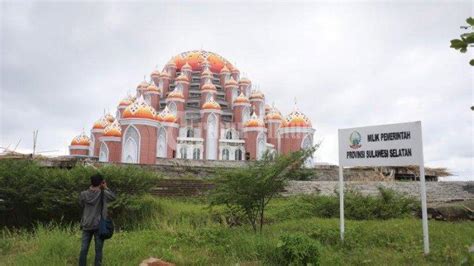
<box><xmin>98</xmin><ymin>190</ymin><xmax>114</xmax><ymax>240</ymax></box>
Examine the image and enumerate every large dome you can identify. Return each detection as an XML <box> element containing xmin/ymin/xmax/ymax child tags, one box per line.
<box><xmin>168</xmin><ymin>50</ymin><xmax>234</xmax><ymax>73</ymax></box>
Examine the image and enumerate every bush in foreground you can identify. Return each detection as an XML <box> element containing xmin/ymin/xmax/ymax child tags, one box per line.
<box><xmin>0</xmin><ymin>159</ymin><xmax>161</xmax><ymax>228</ymax></box>
<box><xmin>269</xmin><ymin>233</ymin><xmax>321</xmax><ymax>266</ymax></box>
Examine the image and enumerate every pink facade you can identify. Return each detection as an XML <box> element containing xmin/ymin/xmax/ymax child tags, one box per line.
<box><xmin>69</xmin><ymin>50</ymin><xmax>314</xmax><ymax>164</ymax></box>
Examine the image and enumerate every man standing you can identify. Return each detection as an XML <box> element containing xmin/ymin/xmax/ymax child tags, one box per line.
<box><xmin>79</xmin><ymin>173</ymin><xmax>116</xmax><ymax>266</ymax></box>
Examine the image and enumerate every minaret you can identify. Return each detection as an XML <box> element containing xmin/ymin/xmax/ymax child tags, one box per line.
<box><xmin>265</xmin><ymin>105</ymin><xmax>283</xmax><ymax>149</ymax></box>
<box><xmin>278</xmin><ymin>105</ymin><xmax>315</xmax><ymax>155</ymax></box>
<box><xmin>239</xmin><ymin>77</ymin><xmax>251</xmax><ymax>96</ymax></box>
<box><xmin>175</xmin><ymin>73</ymin><xmax>190</xmax><ymax>100</ymax></box>
<box><xmin>151</xmin><ymin>70</ymin><xmax>161</xmax><ymax>86</ymax></box>
<box><xmin>166</xmin><ymin>61</ymin><xmax>177</xmax><ymax>82</ymax></box>
<box><xmin>69</xmin><ymin>132</ymin><xmax>91</xmax><ymax>157</ymax></box>
<box><xmin>99</xmin><ymin>120</ymin><xmax>122</xmax><ymax>163</ymax></box>
<box><xmin>243</xmin><ymin>112</ymin><xmax>267</xmax><ymax>160</ymax></box>
<box><xmin>231</xmin><ymin>67</ymin><xmax>240</xmax><ymax>81</ymax></box>
<box><xmin>181</xmin><ymin>62</ymin><xmax>192</xmax><ymax>80</ymax></box>
<box><xmin>219</xmin><ymin>65</ymin><xmax>231</xmax><ymax>89</ymax></box>
<box><xmin>200</xmin><ymin>68</ymin><xmax>212</xmax><ymax>87</ymax></box>
<box><xmin>160</xmin><ymin>71</ymin><xmax>172</xmax><ymax>97</ymax></box>
<box><xmin>143</xmin><ymin>83</ymin><xmax>161</xmax><ymax>111</ymax></box>
<box><xmin>136</xmin><ymin>81</ymin><xmax>149</xmax><ymax>98</ymax></box>
<box><xmin>91</xmin><ymin>116</ymin><xmax>109</xmax><ymax>157</ymax></box>
<box><xmin>233</xmin><ymin>92</ymin><xmax>251</xmax><ymax>132</ymax></box>
<box><xmin>117</xmin><ymin>95</ymin><xmax>135</xmax><ymax>119</ymax></box>
<box><xmin>201</xmin><ymin>96</ymin><xmax>222</xmax><ymax>160</ymax></box>
<box><xmin>156</xmin><ymin>106</ymin><xmax>179</xmax><ymax>158</ymax></box>
<box><xmin>224</xmin><ymin>77</ymin><xmax>239</xmax><ymax>106</ymax></box>
<box><xmin>249</xmin><ymin>90</ymin><xmax>265</xmax><ymax>118</ymax></box>
<box><xmin>120</xmin><ymin>95</ymin><xmax>159</xmax><ymax>164</ymax></box>
<box><xmin>200</xmin><ymin>79</ymin><xmax>217</xmax><ymax>107</ymax></box>
<box><xmin>166</xmin><ymin>87</ymin><xmax>186</xmax><ymax>126</ymax></box>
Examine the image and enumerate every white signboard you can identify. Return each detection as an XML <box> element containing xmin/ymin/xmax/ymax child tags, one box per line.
<box><xmin>338</xmin><ymin>121</ymin><xmax>423</xmax><ymax>167</ymax></box>
<box><xmin>337</xmin><ymin>121</ymin><xmax>429</xmax><ymax>254</ymax></box>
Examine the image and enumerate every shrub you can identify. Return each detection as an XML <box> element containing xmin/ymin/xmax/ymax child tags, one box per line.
<box><xmin>268</xmin><ymin>233</ymin><xmax>321</xmax><ymax>266</ymax></box>
<box><xmin>0</xmin><ymin>159</ymin><xmax>161</xmax><ymax>228</ymax></box>
<box><xmin>268</xmin><ymin>188</ymin><xmax>419</xmax><ymax>222</ymax></box>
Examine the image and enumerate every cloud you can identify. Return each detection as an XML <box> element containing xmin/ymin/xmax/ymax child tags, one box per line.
<box><xmin>1</xmin><ymin>1</ymin><xmax>472</xmax><ymax>180</ymax></box>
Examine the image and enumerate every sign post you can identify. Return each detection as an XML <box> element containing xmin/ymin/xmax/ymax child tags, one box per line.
<box><xmin>339</xmin><ymin>165</ymin><xmax>344</xmax><ymax>241</ymax></box>
<box><xmin>338</xmin><ymin>121</ymin><xmax>429</xmax><ymax>254</ymax></box>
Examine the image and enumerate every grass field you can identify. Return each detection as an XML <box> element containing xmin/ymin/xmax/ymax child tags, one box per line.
<box><xmin>1</xmin><ymin>197</ymin><xmax>473</xmax><ymax>265</ymax></box>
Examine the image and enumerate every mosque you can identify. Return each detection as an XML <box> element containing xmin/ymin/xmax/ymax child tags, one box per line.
<box><xmin>69</xmin><ymin>50</ymin><xmax>315</xmax><ymax>164</ymax></box>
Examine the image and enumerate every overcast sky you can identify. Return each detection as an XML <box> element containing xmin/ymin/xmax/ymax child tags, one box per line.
<box><xmin>1</xmin><ymin>0</ymin><xmax>472</xmax><ymax>180</ymax></box>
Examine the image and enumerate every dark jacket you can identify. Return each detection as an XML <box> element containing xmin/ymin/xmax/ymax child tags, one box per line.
<box><xmin>79</xmin><ymin>188</ymin><xmax>116</xmax><ymax>231</ymax></box>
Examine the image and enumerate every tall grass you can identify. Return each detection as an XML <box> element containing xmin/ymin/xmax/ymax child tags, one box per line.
<box><xmin>1</xmin><ymin>197</ymin><xmax>473</xmax><ymax>265</ymax></box>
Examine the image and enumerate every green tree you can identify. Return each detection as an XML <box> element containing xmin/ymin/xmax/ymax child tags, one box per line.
<box><xmin>450</xmin><ymin>17</ymin><xmax>474</xmax><ymax>66</ymax></box>
<box><xmin>209</xmin><ymin>146</ymin><xmax>317</xmax><ymax>233</ymax></box>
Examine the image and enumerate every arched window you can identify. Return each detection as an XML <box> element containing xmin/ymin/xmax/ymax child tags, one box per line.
<box><xmin>206</xmin><ymin>113</ymin><xmax>218</xmax><ymax>160</ymax></box>
<box><xmin>99</xmin><ymin>142</ymin><xmax>108</xmax><ymax>162</ymax></box>
<box><xmin>257</xmin><ymin>133</ymin><xmax>266</xmax><ymax>160</ymax></box>
<box><xmin>186</xmin><ymin>128</ymin><xmax>194</xmax><ymax>138</ymax></box>
<box><xmin>168</xmin><ymin>102</ymin><xmax>177</xmax><ymax>116</ymax></box>
<box><xmin>180</xmin><ymin>146</ymin><xmax>187</xmax><ymax>159</ymax></box>
<box><xmin>225</xmin><ymin>130</ymin><xmax>233</xmax><ymax>140</ymax></box>
<box><xmin>157</xmin><ymin>127</ymin><xmax>167</xmax><ymax>158</ymax></box>
<box><xmin>222</xmin><ymin>149</ymin><xmax>230</xmax><ymax>160</ymax></box>
<box><xmin>225</xmin><ymin>74</ymin><xmax>230</xmax><ymax>81</ymax></box>
<box><xmin>242</xmin><ymin>106</ymin><xmax>250</xmax><ymax>124</ymax></box>
<box><xmin>122</xmin><ymin>126</ymin><xmax>139</xmax><ymax>163</ymax></box>
<box><xmin>193</xmin><ymin>148</ymin><xmax>200</xmax><ymax>160</ymax></box>
<box><xmin>206</xmin><ymin>92</ymin><xmax>212</xmax><ymax>102</ymax></box>
<box><xmin>235</xmin><ymin>149</ymin><xmax>242</xmax><ymax>161</ymax></box>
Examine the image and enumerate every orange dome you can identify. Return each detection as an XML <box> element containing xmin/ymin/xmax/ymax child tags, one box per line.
<box><xmin>244</xmin><ymin>112</ymin><xmax>265</xmax><ymax>127</ymax></box>
<box><xmin>167</xmin><ymin>89</ymin><xmax>185</xmax><ymax>100</ymax></box>
<box><xmin>234</xmin><ymin>92</ymin><xmax>250</xmax><ymax>104</ymax></box>
<box><xmin>137</xmin><ymin>81</ymin><xmax>149</xmax><ymax>90</ymax></box>
<box><xmin>166</xmin><ymin>60</ymin><xmax>177</xmax><ymax>68</ymax></box>
<box><xmin>181</xmin><ymin>62</ymin><xmax>192</xmax><ymax>71</ymax></box>
<box><xmin>118</xmin><ymin>96</ymin><xmax>134</xmax><ymax>107</ymax></box>
<box><xmin>201</xmin><ymin>80</ymin><xmax>216</xmax><ymax>92</ymax></box>
<box><xmin>265</xmin><ymin>104</ymin><xmax>272</xmax><ymax>113</ymax></box>
<box><xmin>231</xmin><ymin>67</ymin><xmax>240</xmax><ymax>74</ymax></box>
<box><xmin>250</xmin><ymin>90</ymin><xmax>264</xmax><ymax>100</ymax></box>
<box><xmin>175</xmin><ymin>73</ymin><xmax>189</xmax><ymax>83</ymax></box>
<box><xmin>156</xmin><ymin>106</ymin><xmax>177</xmax><ymax>123</ymax></box>
<box><xmin>220</xmin><ymin>65</ymin><xmax>230</xmax><ymax>74</ymax></box>
<box><xmin>225</xmin><ymin>77</ymin><xmax>238</xmax><ymax>87</ymax></box>
<box><xmin>92</xmin><ymin>117</ymin><xmax>110</xmax><ymax>130</ymax></box>
<box><xmin>201</xmin><ymin>69</ymin><xmax>212</xmax><ymax>79</ymax></box>
<box><xmin>265</xmin><ymin>107</ymin><xmax>283</xmax><ymax>121</ymax></box>
<box><xmin>151</xmin><ymin>70</ymin><xmax>160</xmax><ymax>79</ymax></box>
<box><xmin>160</xmin><ymin>71</ymin><xmax>171</xmax><ymax>79</ymax></box>
<box><xmin>202</xmin><ymin>96</ymin><xmax>221</xmax><ymax>110</ymax></box>
<box><xmin>168</xmin><ymin>50</ymin><xmax>234</xmax><ymax>73</ymax></box>
<box><xmin>122</xmin><ymin>96</ymin><xmax>158</xmax><ymax>120</ymax></box>
<box><xmin>103</xmin><ymin>120</ymin><xmax>122</xmax><ymax>137</ymax></box>
<box><xmin>239</xmin><ymin>77</ymin><xmax>251</xmax><ymax>85</ymax></box>
<box><xmin>146</xmin><ymin>84</ymin><xmax>161</xmax><ymax>93</ymax></box>
<box><xmin>282</xmin><ymin>108</ymin><xmax>312</xmax><ymax>128</ymax></box>
<box><xmin>104</xmin><ymin>113</ymin><xmax>115</xmax><ymax>123</ymax></box>
<box><xmin>71</xmin><ymin>133</ymin><xmax>90</xmax><ymax>146</ymax></box>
